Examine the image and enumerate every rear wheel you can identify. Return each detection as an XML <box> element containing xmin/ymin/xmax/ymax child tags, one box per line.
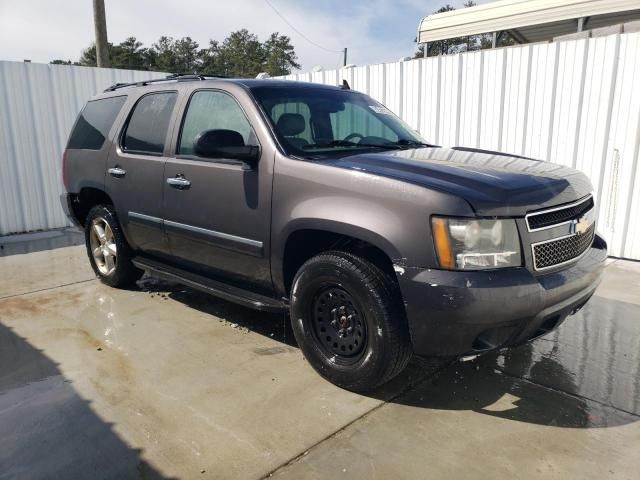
<box><xmin>85</xmin><ymin>205</ymin><xmax>142</xmax><ymax>288</ymax></box>
<box><xmin>290</xmin><ymin>251</ymin><xmax>412</xmax><ymax>392</ymax></box>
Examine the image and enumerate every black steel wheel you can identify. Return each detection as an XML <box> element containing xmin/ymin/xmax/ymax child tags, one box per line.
<box><xmin>311</xmin><ymin>287</ymin><xmax>367</xmax><ymax>362</ymax></box>
<box><xmin>290</xmin><ymin>251</ymin><xmax>412</xmax><ymax>392</ymax></box>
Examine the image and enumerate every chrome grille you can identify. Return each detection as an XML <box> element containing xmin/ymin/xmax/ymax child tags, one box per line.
<box><xmin>532</xmin><ymin>223</ymin><xmax>595</xmax><ymax>270</ymax></box>
<box><xmin>526</xmin><ymin>196</ymin><xmax>594</xmax><ymax>231</ymax></box>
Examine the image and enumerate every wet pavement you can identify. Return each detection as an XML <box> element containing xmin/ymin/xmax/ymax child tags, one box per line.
<box><xmin>0</xmin><ymin>238</ymin><xmax>638</xmax><ymax>479</ymax></box>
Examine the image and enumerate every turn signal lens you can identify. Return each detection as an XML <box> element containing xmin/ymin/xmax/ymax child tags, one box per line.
<box><xmin>432</xmin><ymin>217</ymin><xmax>454</xmax><ymax>269</ymax></box>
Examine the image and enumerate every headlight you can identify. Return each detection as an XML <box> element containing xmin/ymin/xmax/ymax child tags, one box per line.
<box><xmin>431</xmin><ymin>217</ymin><xmax>521</xmax><ymax>270</ymax></box>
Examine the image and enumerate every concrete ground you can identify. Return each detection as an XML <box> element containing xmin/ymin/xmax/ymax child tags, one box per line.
<box><xmin>0</xmin><ymin>230</ymin><xmax>639</xmax><ymax>479</ymax></box>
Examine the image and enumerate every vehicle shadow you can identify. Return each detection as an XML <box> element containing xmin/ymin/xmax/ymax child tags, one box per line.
<box><xmin>139</xmin><ymin>276</ymin><xmax>639</xmax><ymax>430</ymax></box>
<box><xmin>384</xmin><ymin>344</ymin><xmax>636</xmax><ymax>429</ymax></box>
<box><xmin>138</xmin><ymin>275</ymin><xmax>298</xmax><ymax>347</ymax></box>
<box><xmin>0</xmin><ymin>322</ymin><xmax>174</xmax><ymax>480</ymax></box>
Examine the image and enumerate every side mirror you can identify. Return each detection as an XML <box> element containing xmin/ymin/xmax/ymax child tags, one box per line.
<box><xmin>194</xmin><ymin>129</ymin><xmax>260</xmax><ymax>168</ymax></box>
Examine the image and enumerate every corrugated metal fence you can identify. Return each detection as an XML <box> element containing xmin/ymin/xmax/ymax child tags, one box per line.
<box><xmin>0</xmin><ymin>61</ymin><xmax>165</xmax><ymax>236</ymax></box>
<box><xmin>281</xmin><ymin>31</ymin><xmax>640</xmax><ymax>260</ymax></box>
<box><xmin>1</xmin><ymin>32</ymin><xmax>639</xmax><ymax>260</ymax></box>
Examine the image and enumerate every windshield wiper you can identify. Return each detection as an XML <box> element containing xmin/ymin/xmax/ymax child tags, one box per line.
<box><xmin>389</xmin><ymin>139</ymin><xmax>437</xmax><ymax>148</ymax></box>
<box><xmin>302</xmin><ymin>140</ymin><xmax>403</xmax><ymax>150</ymax></box>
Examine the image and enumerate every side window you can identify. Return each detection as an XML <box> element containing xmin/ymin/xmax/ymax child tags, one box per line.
<box><xmin>67</xmin><ymin>96</ymin><xmax>127</xmax><ymax>150</ymax></box>
<box><xmin>122</xmin><ymin>92</ymin><xmax>177</xmax><ymax>155</ymax></box>
<box><xmin>178</xmin><ymin>90</ymin><xmax>254</xmax><ymax>156</ymax></box>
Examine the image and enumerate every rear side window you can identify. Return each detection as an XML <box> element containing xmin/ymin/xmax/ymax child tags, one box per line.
<box><xmin>67</xmin><ymin>96</ymin><xmax>126</xmax><ymax>150</ymax></box>
<box><xmin>122</xmin><ymin>92</ymin><xmax>177</xmax><ymax>155</ymax></box>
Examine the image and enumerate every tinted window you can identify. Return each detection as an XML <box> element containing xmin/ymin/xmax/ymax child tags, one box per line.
<box><xmin>178</xmin><ymin>90</ymin><xmax>254</xmax><ymax>156</ymax></box>
<box><xmin>67</xmin><ymin>96</ymin><xmax>126</xmax><ymax>150</ymax></box>
<box><xmin>251</xmin><ymin>86</ymin><xmax>425</xmax><ymax>157</ymax></box>
<box><xmin>122</xmin><ymin>92</ymin><xmax>177</xmax><ymax>155</ymax></box>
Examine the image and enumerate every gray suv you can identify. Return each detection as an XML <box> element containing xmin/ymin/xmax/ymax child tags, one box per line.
<box><xmin>61</xmin><ymin>74</ymin><xmax>607</xmax><ymax>392</ymax></box>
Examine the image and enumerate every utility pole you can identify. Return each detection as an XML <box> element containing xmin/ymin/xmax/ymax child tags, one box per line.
<box><xmin>343</xmin><ymin>48</ymin><xmax>347</xmax><ymax>67</ymax></box>
<box><xmin>93</xmin><ymin>0</ymin><xmax>110</xmax><ymax>67</ymax></box>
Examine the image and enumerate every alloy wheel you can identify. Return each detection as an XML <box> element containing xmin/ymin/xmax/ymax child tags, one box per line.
<box><xmin>89</xmin><ymin>217</ymin><xmax>117</xmax><ymax>276</ymax></box>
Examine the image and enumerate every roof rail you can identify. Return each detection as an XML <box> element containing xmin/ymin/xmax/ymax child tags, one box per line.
<box><xmin>103</xmin><ymin>72</ymin><xmax>228</xmax><ymax>93</ymax></box>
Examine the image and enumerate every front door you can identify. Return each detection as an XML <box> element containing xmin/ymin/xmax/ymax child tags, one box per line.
<box><xmin>105</xmin><ymin>91</ymin><xmax>178</xmax><ymax>257</ymax></box>
<box><xmin>162</xmin><ymin>89</ymin><xmax>273</xmax><ymax>289</ymax></box>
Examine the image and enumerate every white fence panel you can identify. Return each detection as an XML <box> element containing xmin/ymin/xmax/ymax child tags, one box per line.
<box><xmin>607</xmin><ymin>32</ymin><xmax>640</xmax><ymax>258</ymax></box>
<box><xmin>281</xmin><ymin>31</ymin><xmax>640</xmax><ymax>260</ymax></box>
<box><xmin>2</xmin><ymin>32</ymin><xmax>640</xmax><ymax>260</ymax></box>
<box><xmin>420</xmin><ymin>56</ymin><xmax>441</xmax><ymax>144</ymax></box>
<box><xmin>0</xmin><ymin>61</ymin><xmax>166</xmax><ymax>236</ymax></box>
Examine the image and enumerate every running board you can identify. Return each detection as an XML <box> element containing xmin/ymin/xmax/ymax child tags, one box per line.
<box><xmin>132</xmin><ymin>257</ymin><xmax>288</xmax><ymax>313</ymax></box>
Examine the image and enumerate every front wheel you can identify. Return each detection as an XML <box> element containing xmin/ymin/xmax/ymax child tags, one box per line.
<box><xmin>290</xmin><ymin>251</ymin><xmax>412</xmax><ymax>392</ymax></box>
<box><xmin>85</xmin><ymin>204</ymin><xmax>143</xmax><ymax>288</ymax></box>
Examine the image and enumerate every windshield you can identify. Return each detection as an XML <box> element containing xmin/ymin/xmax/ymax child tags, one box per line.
<box><xmin>250</xmin><ymin>86</ymin><xmax>431</xmax><ymax>157</ymax></box>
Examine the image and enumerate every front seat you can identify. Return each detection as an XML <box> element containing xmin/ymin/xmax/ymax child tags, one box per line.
<box><xmin>276</xmin><ymin>113</ymin><xmax>308</xmax><ymax>150</ymax></box>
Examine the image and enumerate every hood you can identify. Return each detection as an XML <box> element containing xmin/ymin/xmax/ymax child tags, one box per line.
<box><xmin>322</xmin><ymin>147</ymin><xmax>593</xmax><ymax>216</ymax></box>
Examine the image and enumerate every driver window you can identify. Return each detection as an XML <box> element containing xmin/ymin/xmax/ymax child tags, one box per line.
<box><xmin>179</xmin><ymin>90</ymin><xmax>253</xmax><ymax>155</ymax></box>
<box><xmin>330</xmin><ymin>103</ymin><xmax>398</xmax><ymax>142</ymax></box>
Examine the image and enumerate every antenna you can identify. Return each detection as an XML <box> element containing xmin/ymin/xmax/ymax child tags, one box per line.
<box><xmin>341</xmin><ymin>80</ymin><xmax>351</xmax><ymax>90</ymax></box>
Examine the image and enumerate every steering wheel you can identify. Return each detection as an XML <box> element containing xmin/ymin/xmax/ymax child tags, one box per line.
<box><xmin>343</xmin><ymin>133</ymin><xmax>364</xmax><ymax>143</ymax></box>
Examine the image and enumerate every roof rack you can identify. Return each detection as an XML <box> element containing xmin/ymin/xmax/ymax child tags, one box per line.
<box><xmin>103</xmin><ymin>73</ymin><xmax>227</xmax><ymax>92</ymax></box>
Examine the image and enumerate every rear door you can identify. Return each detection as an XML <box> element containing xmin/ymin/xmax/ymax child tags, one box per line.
<box><xmin>105</xmin><ymin>91</ymin><xmax>178</xmax><ymax>256</ymax></box>
<box><xmin>162</xmin><ymin>88</ymin><xmax>273</xmax><ymax>289</ymax></box>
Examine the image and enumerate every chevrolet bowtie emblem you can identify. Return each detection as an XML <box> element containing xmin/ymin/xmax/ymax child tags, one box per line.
<box><xmin>570</xmin><ymin>215</ymin><xmax>592</xmax><ymax>235</ymax></box>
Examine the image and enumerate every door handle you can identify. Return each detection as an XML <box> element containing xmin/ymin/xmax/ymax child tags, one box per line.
<box><xmin>166</xmin><ymin>175</ymin><xmax>191</xmax><ymax>190</ymax></box>
<box><xmin>108</xmin><ymin>167</ymin><xmax>126</xmax><ymax>178</ymax></box>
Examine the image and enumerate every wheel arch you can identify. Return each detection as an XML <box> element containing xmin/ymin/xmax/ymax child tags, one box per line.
<box><xmin>71</xmin><ymin>187</ymin><xmax>114</xmax><ymax>227</ymax></box>
<box><xmin>276</xmin><ymin>219</ymin><xmax>403</xmax><ymax>297</ymax></box>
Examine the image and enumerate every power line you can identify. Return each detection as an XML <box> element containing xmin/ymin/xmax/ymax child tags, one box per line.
<box><xmin>263</xmin><ymin>0</ymin><xmax>344</xmax><ymax>53</ymax></box>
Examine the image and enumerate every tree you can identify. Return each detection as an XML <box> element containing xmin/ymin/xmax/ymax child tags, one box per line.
<box><xmin>199</xmin><ymin>40</ymin><xmax>227</xmax><ymax>76</ymax></box>
<box><xmin>69</xmin><ymin>29</ymin><xmax>301</xmax><ymax>77</ymax></box>
<box><xmin>151</xmin><ymin>36</ymin><xmax>178</xmax><ymax>72</ymax></box>
<box><xmin>78</xmin><ymin>38</ymin><xmax>149</xmax><ymax>69</ymax></box>
<box><xmin>219</xmin><ymin>29</ymin><xmax>265</xmax><ymax>77</ymax></box>
<box><xmin>173</xmin><ymin>37</ymin><xmax>200</xmax><ymax>72</ymax></box>
<box><xmin>79</xmin><ymin>43</ymin><xmax>99</xmax><ymax>66</ymax></box>
<box><xmin>263</xmin><ymin>33</ymin><xmax>300</xmax><ymax>76</ymax></box>
<box><xmin>111</xmin><ymin>37</ymin><xmax>146</xmax><ymax>70</ymax></box>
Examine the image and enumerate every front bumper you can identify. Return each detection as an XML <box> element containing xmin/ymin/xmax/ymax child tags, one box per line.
<box><xmin>397</xmin><ymin>234</ymin><xmax>608</xmax><ymax>357</ymax></box>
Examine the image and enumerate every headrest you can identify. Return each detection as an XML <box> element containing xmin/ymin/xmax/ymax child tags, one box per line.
<box><xmin>276</xmin><ymin>113</ymin><xmax>306</xmax><ymax>136</ymax></box>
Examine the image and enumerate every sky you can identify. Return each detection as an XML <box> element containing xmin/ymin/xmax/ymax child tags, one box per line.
<box><xmin>0</xmin><ymin>0</ymin><xmax>479</xmax><ymax>71</ymax></box>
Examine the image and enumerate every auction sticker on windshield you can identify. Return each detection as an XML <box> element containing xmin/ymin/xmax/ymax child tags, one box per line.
<box><xmin>369</xmin><ymin>105</ymin><xmax>393</xmax><ymax>115</ymax></box>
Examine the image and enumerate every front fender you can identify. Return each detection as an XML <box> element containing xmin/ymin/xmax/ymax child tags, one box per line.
<box><xmin>273</xmin><ymin>213</ymin><xmax>403</xmax><ymax>294</ymax></box>
<box><xmin>270</xmin><ymin>155</ymin><xmax>475</xmax><ymax>294</ymax></box>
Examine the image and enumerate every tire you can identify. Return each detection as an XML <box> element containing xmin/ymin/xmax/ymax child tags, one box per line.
<box><xmin>290</xmin><ymin>251</ymin><xmax>412</xmax><ymax>392</ymax></box>
<box><xmin>84</xmin><ymin>204</ymin><xmax>143</xmax><ymax>288</ymax></box>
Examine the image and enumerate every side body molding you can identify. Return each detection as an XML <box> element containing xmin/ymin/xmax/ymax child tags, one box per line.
<box><xmin>128</xmin><ymin>212</ymin><xmax>264</xmax><ymax>257</ymax></box>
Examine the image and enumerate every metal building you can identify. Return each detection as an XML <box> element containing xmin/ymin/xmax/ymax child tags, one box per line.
<box><xmin>417</xmin><ymin>0</ymin><xmax>640</xmax><ymax>52</ymax></box>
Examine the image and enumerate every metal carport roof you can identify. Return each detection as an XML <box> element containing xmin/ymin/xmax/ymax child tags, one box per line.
<box><xmin>417</xmin><ymin>0</ymin><xmax>640</xmax><ymax>44</ymax></box>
